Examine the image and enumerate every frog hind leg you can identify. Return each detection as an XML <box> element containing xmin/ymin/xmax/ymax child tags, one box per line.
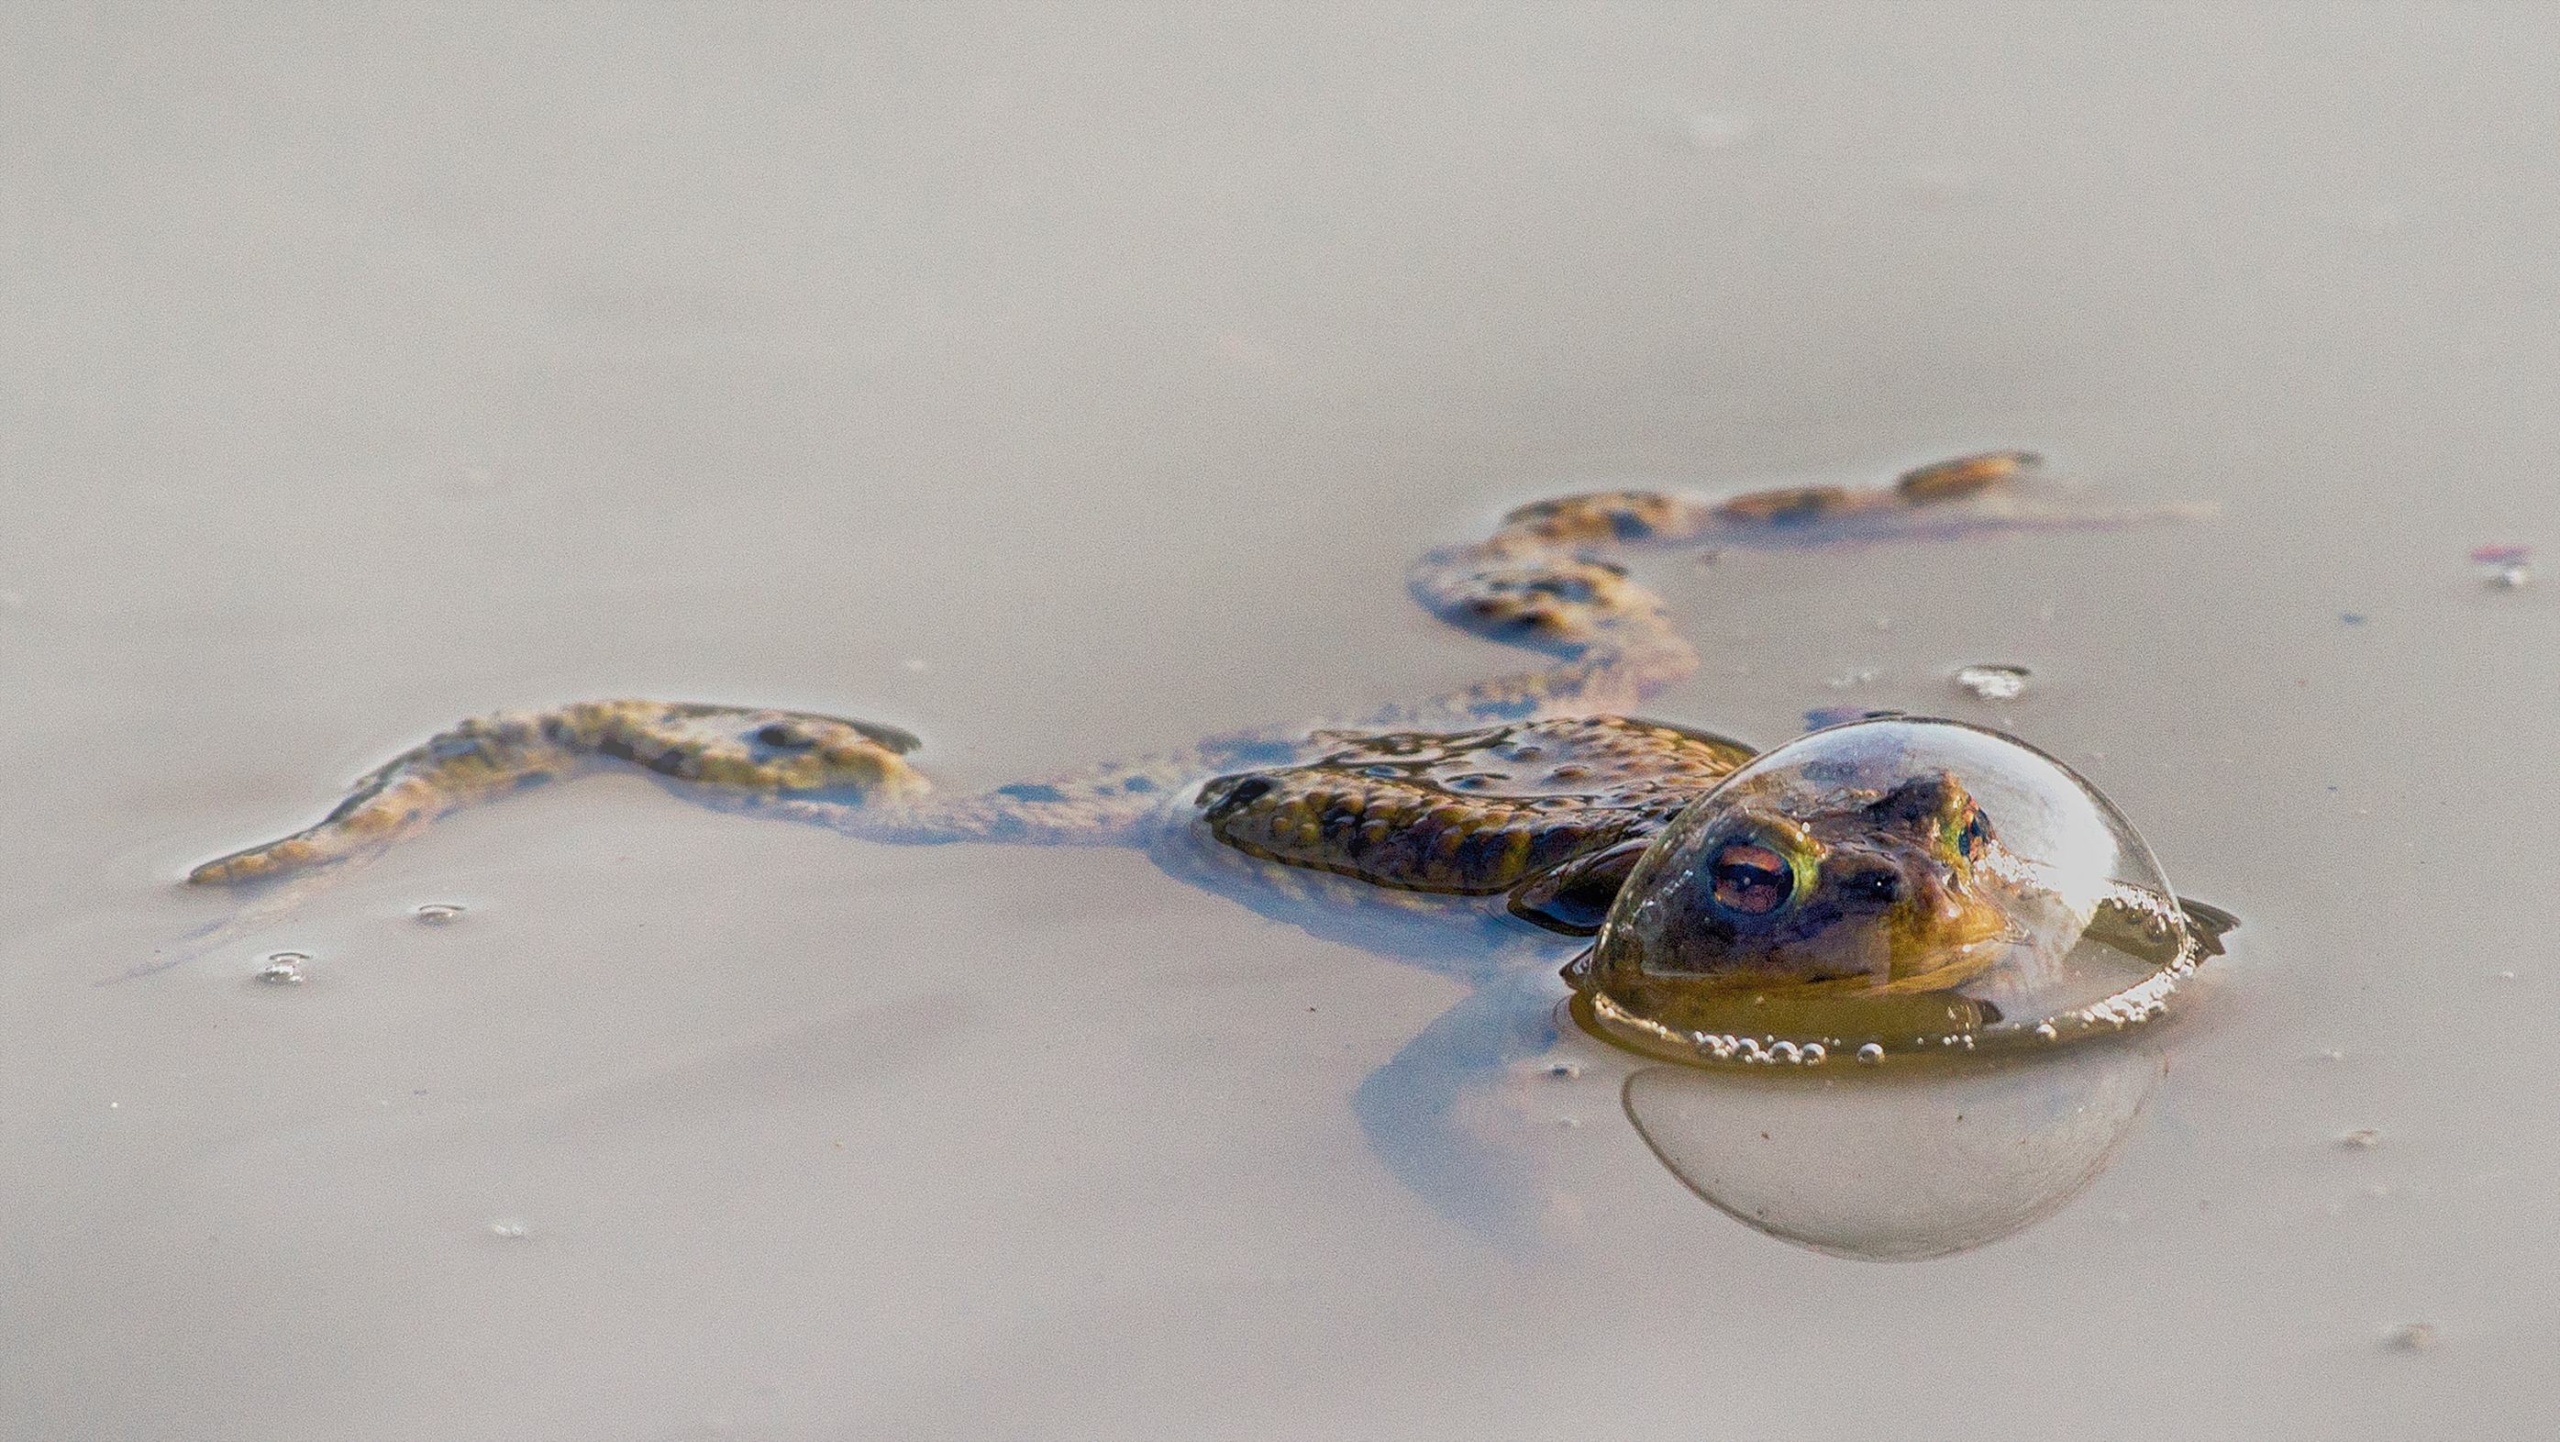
<box><xmin>186</xmin><ymin>700</ymin><xmax>931</xmax><ymax>888</ymax></box>
<box><xmin>1394</xmin><ymin>453</ymin><xmax>2065</xmax><ymax>730</ymax></box>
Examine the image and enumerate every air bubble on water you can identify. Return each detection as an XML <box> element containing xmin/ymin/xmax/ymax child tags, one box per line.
<box><xmin>413</xmin><ymin>903</ymin><xmax>465</xmax><ymax>926</ymax></box>
<box><xmin>1544</xmin><ymin>1062</ymin><xmax>1582</xmax><ymax>1079</ymax></box>
<box><xmin>2338</xmin><ymin>1128</ymin><xmax>2381</xmax><ymax>1150</ymax></box>
<box><xmin>1822</xmin><ymin>667</ymin><xmax>1881</xmax><ymax>690</ymax></box>
<box><xmin>2471</xmin><ymin>543</ymin><xmax>2532</xmax><ymax>589</ymax></box>
<box><xmin>257</xmin><ymin>952</ymin><xmax>308</xmax><ymax>985</ymax></box>
<box><xmin>487</xmin><ymin>1218</ymin><xmax>531</xmax><ymax>1239</ymax></box>
<box><xmin>1800</xmin><ymin>1043</ymin><xmax>1826</xmax><ymax>1065</ymax></box>
<box><xmin>1567</xmin><ymin>717</ymin><xmax>2210</xmax><ymax>1070</ymax></box>
<box><xmin>2386</xmin><ymin>1322</ymin><xmax>2438</xmax><ymax>1353</ymax></box>
<box><xmin>1954</xmin><ymin>664</ymin><xmax>2031</xmax><ymax>702</ymax></box>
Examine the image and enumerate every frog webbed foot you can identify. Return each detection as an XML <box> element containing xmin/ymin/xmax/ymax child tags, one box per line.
<box><xmin>186</xmin><ymin>700</ymin><xmax>930</xmax><ymax>887</ymax></box>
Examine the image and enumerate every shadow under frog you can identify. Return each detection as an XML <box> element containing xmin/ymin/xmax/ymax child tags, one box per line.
<box><xmin>173</xmin><ymin>453</ymin><xmax>2231</xmax><ymax>1242</ymax></box>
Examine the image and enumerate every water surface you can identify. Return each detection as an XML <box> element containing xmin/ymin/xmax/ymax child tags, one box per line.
<box><xmin>2</xmin><ymin>6</ymin><xmax>2552</xmax><ymax>1438</ymax></box>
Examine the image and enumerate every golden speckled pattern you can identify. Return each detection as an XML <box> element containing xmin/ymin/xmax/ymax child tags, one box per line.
<box><xmin>187</xmin><ymin>452</ymin><xmax>2064</xmax><ymax>910</ymax></box>
<box><xmin>1196</xmin><ymin>716</ymin><xmax>1751</xmax><ymax>895</ymax></box>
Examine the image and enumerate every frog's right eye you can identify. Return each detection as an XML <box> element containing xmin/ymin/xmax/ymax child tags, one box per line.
<box><xmin>1708</xmin><ymin>839</ymin><xmax>1796</xmax><ymax>916</ymax></box>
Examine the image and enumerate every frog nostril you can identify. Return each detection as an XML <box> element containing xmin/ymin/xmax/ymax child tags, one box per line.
<box><xmin>753</xmin><ymin>722</ymin><xmax>815</xmax><ymax>750</ymax></box>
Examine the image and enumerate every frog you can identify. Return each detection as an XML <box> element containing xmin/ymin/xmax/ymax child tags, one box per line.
<box><xmin>185</xmin><ymin>451</ymin><xmax>2231</xmax><ymax>1029</ymax></box>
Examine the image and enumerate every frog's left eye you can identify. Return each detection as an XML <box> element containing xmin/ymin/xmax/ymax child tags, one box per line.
<box><xmin>1708</xmin><ymin>840</ymin><xmax>1796</xmax><ymax>916</ymax></box>
<box><xmin>1957</xmin><ymin>808</ymin><xmax>1995</xmax><ymax>861</ymax></box>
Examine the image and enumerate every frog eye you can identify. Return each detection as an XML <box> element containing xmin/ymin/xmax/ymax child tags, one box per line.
<box><xmin>1708</xmin><ymin>839</ymin><xmax>1796</xmax><ymax>916</ymax></box>
<box><xmin>1957</xmin><ymin>808</ymin><xmax>1995</xmax><ymax>861</ymax></box>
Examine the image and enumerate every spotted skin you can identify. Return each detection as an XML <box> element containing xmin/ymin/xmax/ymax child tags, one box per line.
<box><xmin>1198</xmin><ymin>716</ymin><xmax>1752</xmax><ymax>897</ymax></box>
<box><xmin>189</xmin><ymin>452</ymin><xmax>2131</xmax><ymax>927</ymax></box>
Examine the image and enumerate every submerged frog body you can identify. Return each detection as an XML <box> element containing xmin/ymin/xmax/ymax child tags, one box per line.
<box><xmin>187</xmin><ymin>452</ymin><xmax>2229</xmax><ymax>1043</ymax></box>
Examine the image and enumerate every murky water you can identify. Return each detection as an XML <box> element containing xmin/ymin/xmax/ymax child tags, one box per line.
<box><xmin>3</xmin><ymin>6</ymin><xmax>2553</xmax><ymax>1438</ymax></box>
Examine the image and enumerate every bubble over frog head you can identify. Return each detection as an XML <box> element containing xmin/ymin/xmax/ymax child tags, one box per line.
<box><xmin>1568</xmin><ymin>718</ymin><xmax>2215</xmax><ymax>1067</ymax></box>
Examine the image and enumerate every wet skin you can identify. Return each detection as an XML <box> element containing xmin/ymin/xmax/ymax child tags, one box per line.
<box><xmin>188</xmin><ymin>452</ymin><xmax>2224</xmax><ymax>1011</ymax></box>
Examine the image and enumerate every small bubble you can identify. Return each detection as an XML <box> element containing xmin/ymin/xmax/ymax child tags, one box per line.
<box><xmin>486</xmin><ymin>1218</ymin><xmax>531</xmax><ymax>1240</ymax></box>
<box><xmin>1855</xmin><ymin>1042</ymin><xmax>1885</xmax><ymax>1065</ymax></box>
<box><xmin>2386</xmin><ymin>1322</ymin><xmax>2438</xmax><ymax>1353</ymax></box>
<box><xmin>1556</xmin><ymin>1117</ymin><xmax>1582</xmax><ymax>1129</ymax></box>
<box><xmin>1544</xmin><ymin>1062</ymin><xmax>1582</xmax><ymax>1079</ymax></box>
<box><xmin>2033</xmin><ymin>1022</ymin><xmax>2060</xmax><ymax>1041</ymax></box>
<box><xmin>2472</xmin><ymin>543</ymin><xmax>2532</xmax><ymax>588</ymax></box>
<box><xmin>413</xmin><ymin>903</ymin><xmax>465</xmax><ymax>926</ymax></box>
<box><xmin>1769</xmin><ymin>1040</ymin><xmax>1802</xmax><ymax>1065</ymax></box>
<box><xmin>257</xmin><ymin>952</ymin><xmax>308</xmax><ymax>985</ymax></box>
<box><xmin>1823</xmin><ymin>667</ymin><xmax>1881</xmax><ymax>690</ymax></box>
<box><xmin>1800</xmin><ymin>1042</ymin><xmax>1826</xmax><ymax>1066</ymax></box>
<box><xmin>1953</xmin><ymin>664</ymin><xmax>2031</xmax><ymax>702</ymax></box>
<box><xmin>2338</xmin><ymin>1128</ymin><xmax>2381</xmax><ymax>1150</ymax></box>
<box><xmin>2341</xmin><ymin>612</ymin><xmax>2368</xmax><ymax>626</ymax></box>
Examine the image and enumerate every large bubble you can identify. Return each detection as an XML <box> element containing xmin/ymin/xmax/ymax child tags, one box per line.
<box><xmin>1567</xmin><ymin>717</ymin><xmax>2215</xmax><ymax>1068</ymax></box>
<box><xmin>1622</xmin><ymin>1039</ymin><xmax>2166</xmax><ymax>1259</ymax></box>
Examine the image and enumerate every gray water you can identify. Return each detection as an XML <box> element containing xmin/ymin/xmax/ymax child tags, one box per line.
<box><xmin>2</xmin><ymin>6</ymin><xmax>2553</xmax><ymax>1438</ymax></box>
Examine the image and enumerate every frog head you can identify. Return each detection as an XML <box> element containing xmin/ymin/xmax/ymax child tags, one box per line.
<box><xmin>1648</xmin><ymin>770</ymin><xmax>2012</xmax><ymax>991</ymax></box>
<box><xmin>1563</xmin><ymin>767</ymin><xmax>2033</xmax><ymax>1042</ymax></box>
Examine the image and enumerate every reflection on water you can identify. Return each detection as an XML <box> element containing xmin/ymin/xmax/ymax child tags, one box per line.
<box><xmin>1622</xmin><ymin>1035</ymin><xmax>2165</xmax><ymax>1261</ymax></box>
